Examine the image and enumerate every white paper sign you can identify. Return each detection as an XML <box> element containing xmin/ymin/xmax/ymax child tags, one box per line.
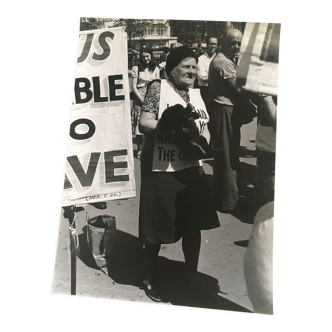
<box><xmin>62</xmin><ymin>27</ymin><xmax>136</xmax><ymax>207</ymax></box>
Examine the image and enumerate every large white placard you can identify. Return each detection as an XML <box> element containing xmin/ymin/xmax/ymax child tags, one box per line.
<box><xmin>62</xmin><ymin>27</ymin><xmax>136</xmax><ymax>207</ymax></box>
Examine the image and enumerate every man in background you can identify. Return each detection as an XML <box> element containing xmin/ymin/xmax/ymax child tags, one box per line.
<box><xmin>208</xmin><ymin>28</ymin><xmax>243</xmax><ymax>212</ymax></box>
<box><xmin>197</xmin><ymin>36</ymin><xmax>218</xmax><ymax>108</ymax></box>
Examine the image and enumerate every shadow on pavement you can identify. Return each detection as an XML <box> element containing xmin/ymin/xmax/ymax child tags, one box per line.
<box><xmin>78</xmin><ymin>228</ymin><xmax>99</xmax><ymax>269</ymax></box>
<box><xmin>106</xmin><ymin>230</ymin><xmax>145</xmax><ymax>287</ymax></box>
<box><xmin>234</xmin><ymin>240</ymin><xmax>249</xmax><ymax>248</ymax></box>
<box><xmin>203</xmin><ymin>158</ymin><xmax>257</xmax><ymax>225</ymax></box>
<box><xmin>157</xmin><ymin>256</ymin><xmax>252</xmax><ymax>313</ymax></box>
<box><xmin>78</xmin><ymin>227</ymin><xmax>145</xmax><ymax>287</ymax></box>
<box><xmin>232</xmin><ymin>161</ymin><xmax>257</xmax><ymax>224</ymax></box>
<box><xmin>78</xmin><ymin>228</ymin><xmax>252</xmax><ymax>313</ymax></box>
<box><xmin>239</xmin><ymin>145</ymin><xmax>256</xmax><ymax>159</ymax></box>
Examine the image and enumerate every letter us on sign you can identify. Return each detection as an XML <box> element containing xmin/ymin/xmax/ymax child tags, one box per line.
<box><xmin>62</xmin><ymin>27</ymin><xmax>136</xmax><ymax>207</ymax></box>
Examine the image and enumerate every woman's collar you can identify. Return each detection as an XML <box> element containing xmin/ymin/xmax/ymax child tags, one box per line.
<box><xmin>166</xmin><ymin>78</ymin><xmax>189</xmax><ymax>91</ymax></box>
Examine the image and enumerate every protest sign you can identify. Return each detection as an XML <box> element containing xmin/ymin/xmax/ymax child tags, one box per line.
<box><xmin>62</xmin><ymin>27</ymin><xmax>136</xmax><ymax>207</ymax></box>
<box><xmin>152</xmin><ymin>81</ymin><xmax>208</xmax><ymax>172</ymax></box>
<box><xmin>236</xmin><ymin>22</ymin><xmax>280</xmax><ymax>96</ymax></box>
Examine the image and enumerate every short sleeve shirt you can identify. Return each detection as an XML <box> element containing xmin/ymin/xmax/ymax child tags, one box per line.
<box><xmin>208</xmin><ymin>52</ymin><xmax>237</xmax><ymax>105</ymax></box>
<box><xmin>142</xmin><ymin>79</ymin><xmax>190</xmax><ymax>118</ymax></box>
<box><xmin>197</xmin><ymin>52</ymin><xmax>216</xmax><ymax>86</ymax></box>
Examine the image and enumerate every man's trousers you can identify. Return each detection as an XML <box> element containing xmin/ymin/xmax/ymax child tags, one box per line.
<box><xmin>208</xmin><ymin>101</ymin><xmax>241</xmax><ymax>211</ymax></box>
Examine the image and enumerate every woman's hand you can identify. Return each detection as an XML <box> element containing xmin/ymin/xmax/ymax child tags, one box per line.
<box><xmin>139</xmin><ymin>111</ymin><xmax>172</xmax><ymax>137</ymax></box>
<box><xmin>200</xmin><ymin>122</ymin><xmax>210</xmax><ymax>145</ymax></box>
<box><xmin>139</xmin><ymin>110</ymin><xmax>197</xmax><ymax>137</ymax></box>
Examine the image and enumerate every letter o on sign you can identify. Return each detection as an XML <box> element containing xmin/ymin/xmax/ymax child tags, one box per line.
<box><xmin>70</xmin><ymin>118</ymin><xmax>96</xmax><ymax>140</ymax></box>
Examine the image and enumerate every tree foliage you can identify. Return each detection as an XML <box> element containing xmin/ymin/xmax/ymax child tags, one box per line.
<box><xmin>112</xmin><ymin>19</ymin><xmax>154</xmax><ymax>46</ymax></box>
<box><xmin>169</xmin><ymin>20</ymin><xmax>245</xmax><ymax>46</ymax></box>
<box><xmin>80</xmin><ymin>17</ymin><xmax>104</xmax><ymax>31</ymax></box>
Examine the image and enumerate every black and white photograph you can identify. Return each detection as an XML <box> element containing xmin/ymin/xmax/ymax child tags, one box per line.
<box><xmin>52</xmin><ymin>17</ymin><xmax>278</xmax><ymax>315</ymax></box>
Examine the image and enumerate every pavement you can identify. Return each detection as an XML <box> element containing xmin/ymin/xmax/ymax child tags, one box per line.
<box><xmin>51</xmin><ymin>120</ymin><xmax>258</xmax><ymax>314</ymax></box>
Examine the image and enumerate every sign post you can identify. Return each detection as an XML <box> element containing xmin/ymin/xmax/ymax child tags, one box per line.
<box><xmin>68</xmin><ymin>206</ymin><xmax>77</xmax><ymax>295</ymax></box>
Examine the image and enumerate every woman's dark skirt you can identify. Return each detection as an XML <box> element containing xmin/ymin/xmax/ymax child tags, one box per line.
<box><xmin>139</xmin><ymin>150</ymin><xmax>220</xmax><ymax>244</ymax></box>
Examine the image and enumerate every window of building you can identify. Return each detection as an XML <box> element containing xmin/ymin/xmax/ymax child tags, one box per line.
<box><xmin>156</xmin><ymin>28</ymin><xmax>164</xmax><ymax>35</ymax></box>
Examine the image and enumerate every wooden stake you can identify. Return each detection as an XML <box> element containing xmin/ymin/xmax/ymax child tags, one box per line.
<box><xmin>68</xmin><ymin>206</ymin><xmax>76</xmax><ymax>296</ymax></box>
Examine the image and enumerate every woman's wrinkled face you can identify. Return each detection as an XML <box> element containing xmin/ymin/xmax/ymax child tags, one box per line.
<box><xmin>141</xmin><ymin>52</ymin><xmax>151</xmax><ymax>65</ymax></box>
<box><xmin>170</xmin><ymin>57</ymin><xmax>197</xmax><ymax>88</ymax></box>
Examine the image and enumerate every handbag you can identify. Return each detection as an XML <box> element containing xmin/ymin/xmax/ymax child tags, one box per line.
<box><xmin>234</xmin><ymin>97</ymin><xmax>258</xmax><ymax>125</ymax></box>
<box><xmin>86</xmin><ymin>214</ymin><xmax>117</xmax><ymax>275</ymax></box>
<box><xmin>130</xmin><ymin>90</ymin><xmax>135</xmax><ymax>100</ymax></box>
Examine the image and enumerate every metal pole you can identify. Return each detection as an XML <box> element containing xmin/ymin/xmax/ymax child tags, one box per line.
<box><xmin>68</xmin><ymin>206</ymin><xmax>76</xmax><ymax>295</ymax></box>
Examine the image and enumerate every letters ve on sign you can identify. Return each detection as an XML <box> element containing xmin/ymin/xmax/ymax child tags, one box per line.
<box><xmin>64</xmin><ymin>149</ymin><xmax>129</xmax><ymax>190</ymax></box>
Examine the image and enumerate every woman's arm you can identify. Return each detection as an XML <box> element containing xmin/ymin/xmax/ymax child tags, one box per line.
<box><xmin>197</xmin><ymin>60</ymin><xmax>208</xmax><ymax>83</ymax></box>
<box><xmin>139</xmin><ymin>111</ymin><xmax>173</xmax><ymax>137</ymax></box>
<box><xmin>131</xmin><ymin>76</ymin><xmax>144</xmax><ymax>104</ymax></box>
<box><xmin>139</xmin><ymin>79</ymin><xmax>170</xmax><ymax>136</ymax></box>
<box><xmin>155</xmin><ymin>67</ymin><xmax>160</xmax><ymax>79</ymax></box>
<box><xmin>140</xmin><ymin>110</ymin><xmax>207</xmax><ymax>138</ymax></box>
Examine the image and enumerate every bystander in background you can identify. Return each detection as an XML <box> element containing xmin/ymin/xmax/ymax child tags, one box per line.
<box><xmin>131</xmin><ymin>48</ymin><xmax>160</xmax><ymax>159</ymax></box>
<box><xmin>208</xmin><ymin>28</ymin><xmax>243</xmax><ymax>211</ymax></box>
<box><xmin>197</xmin><ymin>36</ymin><xmax>218</xmax><ymax>109</ymax></box>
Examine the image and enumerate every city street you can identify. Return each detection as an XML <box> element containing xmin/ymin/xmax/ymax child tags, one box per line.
<box><xmin>52</xmin><ymin>119</ymin><xmax>258</xmax><ymax>314</ymax></box>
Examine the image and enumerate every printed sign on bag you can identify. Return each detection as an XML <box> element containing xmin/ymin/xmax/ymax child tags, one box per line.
<box><xmin>152</xmin><ymin>80</ymin><xmax>208</xmax><ymax>172</ymax></box>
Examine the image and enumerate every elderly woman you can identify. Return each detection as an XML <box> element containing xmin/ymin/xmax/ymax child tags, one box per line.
<box><xmin>138</xmin><ymin>46</ymin><xmax>220</xmax><ymax>302</ymax></box>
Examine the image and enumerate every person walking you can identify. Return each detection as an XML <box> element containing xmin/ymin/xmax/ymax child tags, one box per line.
<box><xmin>131</xmin><ymin>48</ymin><xmax>160</xmax><ymax>159</ymax></box>
<box><xmin>138</xmin><ymin>46</ymin><xmax>220</xmax><ymax>302</ymax></box>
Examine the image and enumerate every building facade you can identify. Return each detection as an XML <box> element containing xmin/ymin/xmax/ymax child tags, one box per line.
<box><xmin>103</xmin><ymin>19</ymin><xmax>177</xmax><ymax>50</ymax></box>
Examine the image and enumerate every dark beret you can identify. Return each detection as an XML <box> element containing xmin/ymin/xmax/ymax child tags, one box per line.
<box><xmin>165</xmin><ymin>46</ymin><xmax>198</xmax><ymax>75</ymax></box>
